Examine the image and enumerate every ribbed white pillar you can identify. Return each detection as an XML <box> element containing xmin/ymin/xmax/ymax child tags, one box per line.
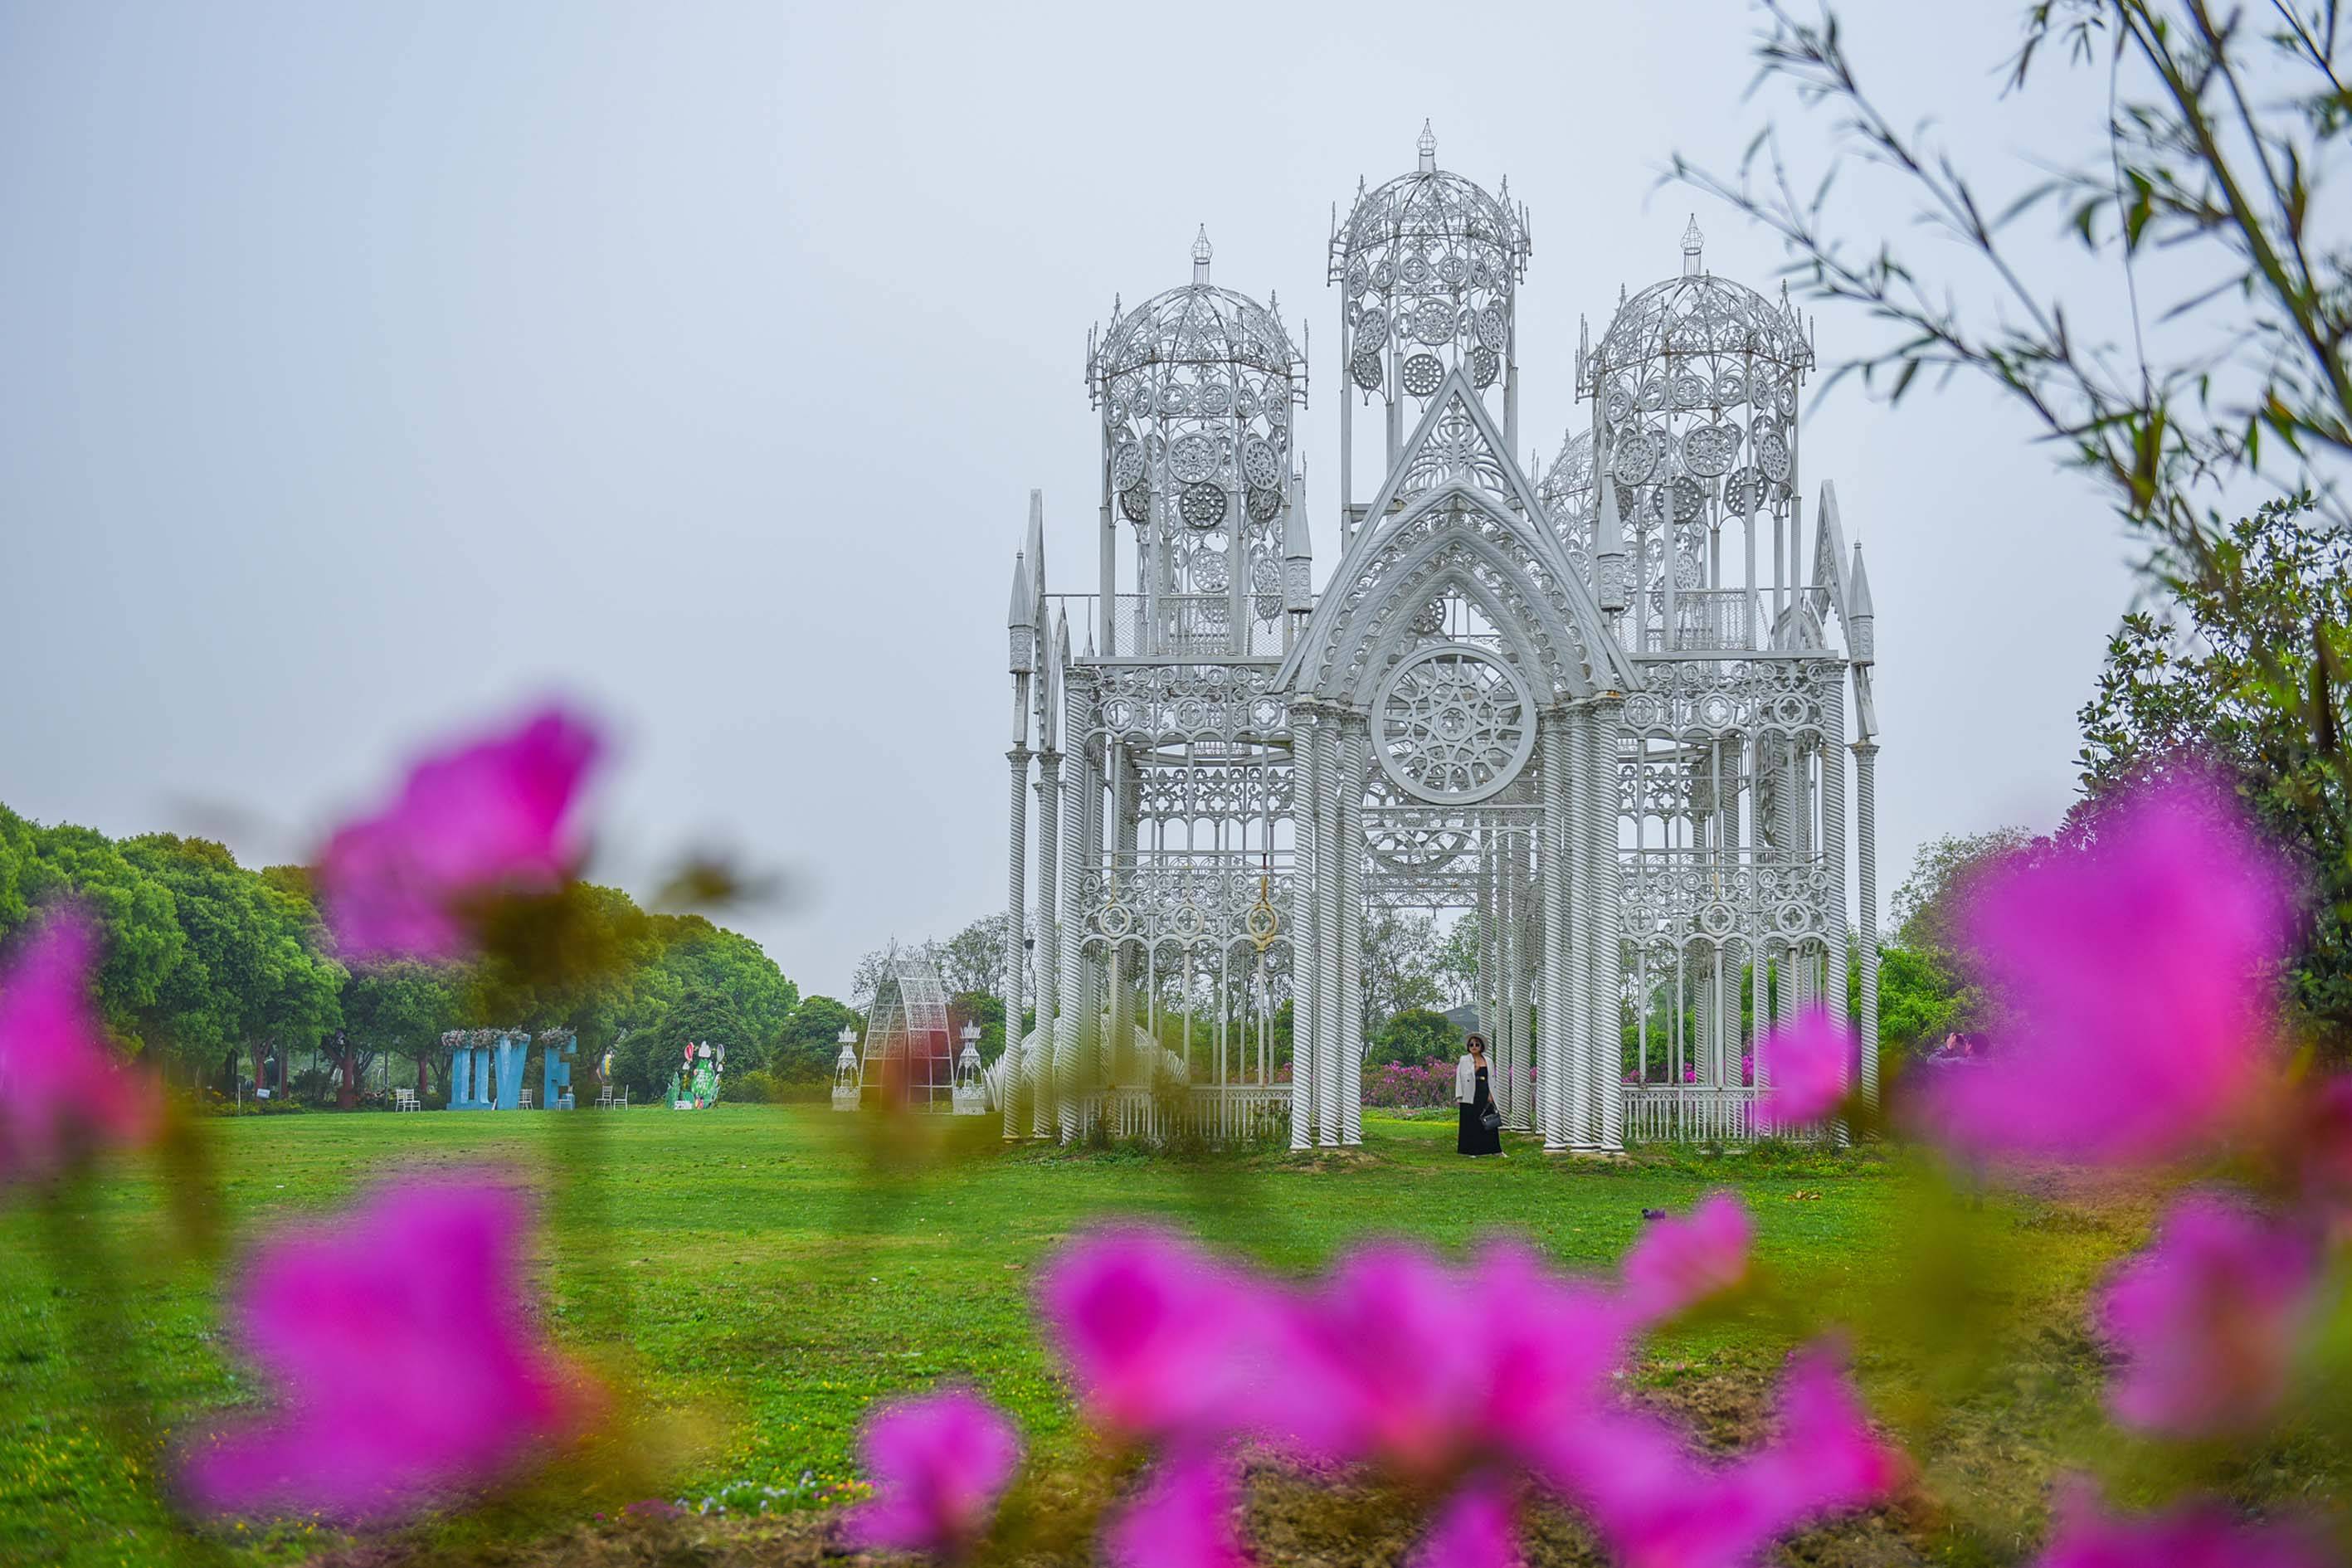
<box><xmin>1316</xmin><ymin>718</ymin><xmax>1345</xmax><ymax>1147</ymax></box>
<box><xmin>1054</xmin><ymin>736</ymin><xmax>1088</xmax><ymax>1143</ymax></box>
<box><xmin>1032</xmin><ymin>752</ymin><xmax>1062</xmax><ymax>1140</ymax></box>
<box><xmin>1004</xmin><ymin>747</ymin><xmax>1030</xmax><ymax>1141</ymax></box>
<box><xmin>1855</xmin><ymin>739</ymin><xmax>1882</xmax><ymax>1113</ymax></box>
<box><xmin>1575</xmin><ymin>704</ymin><xmax>1605</xmax><ymax>1149</ymax></box>
<box><xmin>1289</xmin><ymin>713</ymin><xmax>1319</xmax><ymax>1151</ymax></box>
<box><xmin>1592</xmin><ymin>696</ymin><xmax>1627</xmax><ymax>1153</ymax></box>
<box><xmin>1337</xmin><ymin>718</ymin><xmax>1367</xmax><ymax>1147</ymax></box>
<box><xmin>1541</xmin><ymin>713</ymin><xmax>1575</xmax><ymax>1153</ymax></box>
<box><xmin>1821</xmin><ymin>678</ymin><xmax>1850</xmax><ymax>1044</ymax></box>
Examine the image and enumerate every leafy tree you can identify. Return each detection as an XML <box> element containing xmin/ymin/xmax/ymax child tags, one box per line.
<box><xmin>1361</xmin><ymin>909</ymin><xmax>1444</xmax><ymax>1029</ymax></box>
<box><xmin>1890</xmin><ymin>828</ymin><xmax>2035</xmax><ymax>961</ymax></box>
<box><xmin>2074</xmin><ymin>496</ymin><xmax>2352</xmax><ymax>1038</ymax></box>
<box><xmin>1433</xmin><ymin>913</ymin><xmax>1483</xmax><ymax>1010</ymax></box>
<box><xmin>20</xmin><ymin>820</ymin><xmax>187</xmax><ymax>1049</ymax></box>
<box><xmin>343</xmin><ymin>960</ymin><xmax>458</xmax><ymax>1104</ymax></box>
<box><xmin>776</xmin><ymin>994</ymin><xmax>861</xmax><ymax>1082</ymax></box>
<box><xmin>1678</xmin><ymin>0</ymin><xmax>2352</xmax><ymax>937</ymax></box>
<box><xmin>1373</xmin><ymin>1006</ymin><xmax>1463</xmax><ymax>1065</ymax></box>
<box><xmin>118</xmin><ymin>836</ymin><xmax>345</xmax><ymax>1085</ymax></box>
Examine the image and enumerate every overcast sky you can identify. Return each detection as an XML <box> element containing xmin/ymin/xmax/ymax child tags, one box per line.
<box><xmin>0</xmin><ymin>2</ymin><xmax>2143</xmax><ymax>1001</ymax></box>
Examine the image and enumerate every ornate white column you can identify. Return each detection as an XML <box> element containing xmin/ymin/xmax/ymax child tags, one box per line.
<box><xmin>1289</xmin><ymin>711</ymin><xmax>1320</xmax><ymax>1151</ymax></box>
<box><xmin>1540</xmin><ymin>711</ymin><xmax>1575</xmax><ymax>1153</ymax></box>
<box><xmin>1079</xmin><ymin>728</ymin><xmax>1108</xmax><ymax>1117</ymax></box>
<box><xmin>1591</xmin><ymin>696</ymin><xmax>1627</xmax><ymax>1152</ymax></box>
<box><xmin>1854</xmin><ymin>738</ymin><xmax>1881</xmax><ymax>1113</ymax></box>
<box><xmin>1337</xmin><ymin>717</ymin><xmax>1367</xmax><ymax>1147</ymax></box>
<box><xmin>1004</xmin><ymin>746</ymin><xmax>1030</xmax><ymax>1141</ymax></box>
<box><xmin>1032</xmin><ymin>752</ymin><xmax>1062</xmax><ymax>1141</ymax></box>
<box><xmin>1478</xmin><ymin>828</ymin><xmax>1504</xmax><ymax>1127</ymax></box>
<box><xmin>1820</xmin><ymin>674</ymin><xmax>1850</xmax><ymax>1046</ymax></box>
<box><xmin>1316</xmin><ymin>715</ymin><xmax>1345</xmax><ymax>1147</ymax></box>
<box><xmin>1502</xmin><ymin>830</ymin><xmax>1526</xmax><ymax>1133</ymax></box>
<box><xmin>1054</xmin><ymin>728</ymin><xmax>1086</xmax><ymax>1147</ymax></box>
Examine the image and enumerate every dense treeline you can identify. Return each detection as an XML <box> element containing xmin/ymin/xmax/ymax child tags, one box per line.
<box><xmin>0</xmin><ymin>803</ymin><xmax>845</xmax><ymax>1106</ymax></box>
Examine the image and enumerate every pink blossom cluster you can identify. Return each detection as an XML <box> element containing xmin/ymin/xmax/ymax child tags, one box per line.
<box><xmin>0</xmin><ymin>910</ymin><xmax>157</xmax><ymax>1191</ymax></box>
<box><xmin>1903</xmin><ymin>777</ymin><xmax>2334</xmax><ymax>1562</ymax></box>
<box><xmin>319</xmin><ymin>704</ymin><xmax>603</xmax><ymax>961</ymax></box>
<box><xmin>847</xmin><ymin>1195</ymin><xmax>1897</xmax><ymax>1567</ymax></box>
<box><xmin>180</xmin><ymin>1176</ymin><xmax>589</xmax><ymax>1522</ymax></box>
<box><xmin>1365</xmin><ymin>1058</ymin><xmax>1460</xmax><ymax>1108</ymax></box>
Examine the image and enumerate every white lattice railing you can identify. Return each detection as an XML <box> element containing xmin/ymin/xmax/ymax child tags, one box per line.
<box><xmin>1620</xmin><ymin>1086</ymin><xmax>1828</xmax><ymax>1144</ymax></box>
<box><xmin>1623</xmin><ymin>589</ymin><xmax>1757</xmax><ymax>654</ymax></box>
<box><xmin>1098</xmin><ymin>1084</ymin><xmax>1292</xmax><ymax>1145</ymax></box>
<box><xmin>1049</xmin><ymin>593</ymin><xmax>1288</xmax><ymax>660</ymax></box>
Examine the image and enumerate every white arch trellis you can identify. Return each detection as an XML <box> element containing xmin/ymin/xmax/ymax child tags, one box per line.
<box><xmin>992</xmin><ymin>131</ymin><xmax>1883</xmax><ymax>1149</ymax></box>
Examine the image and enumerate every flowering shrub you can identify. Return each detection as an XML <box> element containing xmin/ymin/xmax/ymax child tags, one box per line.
<box><xmin>1364</xmin><ymin>1056</ymin><xmax>1458</xmax><ymax>1108</ymax></box>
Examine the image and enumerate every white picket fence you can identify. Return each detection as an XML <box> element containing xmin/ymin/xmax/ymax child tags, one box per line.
<box><xmin>1620</xmin><ymin>1086</ymin><xmax>1829</xmax><ymax>1144</ymax></box>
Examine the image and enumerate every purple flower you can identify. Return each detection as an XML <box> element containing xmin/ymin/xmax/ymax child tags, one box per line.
<box><xmin>1282</xmin><ymin>1240</ymin><xmax>1632</xmax><ymax>1478</ymax></box>
<box><xmin>2096</xmin><ymin>1192</ymin><xmax>2318</xmax><ymax>1436</ymax></box>
<box><xmin>180</xmin><ymin>1176</ymin><xmax>582</xmax><ymax>1521</ymax></box>
<box><xmin>1622</xmin><ymin>1193</ymin><xmax>1751</xmax><ymax>1323</ymax></box>
<box><xmin>1040</xmin><ymin>1227</ymin><xmax>1286</xmax><ymax>1444</ymax></box>
<box><xmin>1760</xmin><ymin>1010</ymin><xmax>1848</xmax><ymax>1125</ymax></box>
<box><xmin>1919</xmin><ymin>777</ymin><xmax>2294</xmax><ymax>1165</ymax></box>
<box><xmin>2034</xmin><ymin>1483</ymin><xmax>2326</xmax><ymax>1568</ymax></box>
<box><xmin>1103</xmin><ymin>1446</ymin><xmax>1250</xmax><ymax>1568</ymax></box>
<box><xmin>845</xmin><ymin>1390</ymin><xmax>1021</xmax><ymax>1558</ymax></box>
<box><xmin>1407</xmin><ymin>1475</ymin><xmax>1522</xmax><ymax>1568</ymax></box>
<box><xmin>319</xmin><ymin>704</ymin><xmax>603</xmax><ymax>960</ymax></box>
<box><xmin>1541</xmin><ymin>1343</ymin><xmax>1899</xmax><ymax>1568</ymax></box>
<box><xmin>0</xmin><ymin>909</ymin><xmax>156</xmax><ymax>1187</ymax></box>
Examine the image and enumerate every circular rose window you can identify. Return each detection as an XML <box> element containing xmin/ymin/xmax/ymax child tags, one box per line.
<box><xmin>1371</xmin><ymin>643</ymin><xmax>1537</xmax><ymax>806</ymax></box>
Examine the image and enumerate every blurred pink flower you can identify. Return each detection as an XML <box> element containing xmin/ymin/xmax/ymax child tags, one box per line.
<box><xmin>1542</xmin><ymin>1343</ymin><xmax>1898</xmax><ymax>1568</ymax></box>
<box><xmin>1040</xmin><ymin>1227</ymin><xmax>1285</xmax><ymax>1443</ymax></box>
<box><xmin>1918</xmin><ymin>777</ymin><xmax>2293</xmax><ymax>1165</ymax></box>
<box><xmin>845</xmin><ymin>1390</ymin><xmax>1021</xmax><ymax>1558</ymax></box>
<box><xmin>319</xmin><ymin>704</ymin><xmax>603</xmax><ymax>960</ymax></box>
<box><xmin>0</xmin><ymin>909</ymin><xmax>156</xmax><ymax>1186</ymax></box>
<box><xmin>1408</xmin><ymin>1476</ymin><xmax>1522</xmax><ymax>1568</ymax></box>
<box><xmin>181</xmin><ymin>1176</ymin><xmax>582</xmax><ymax>1521</ymax></box>
<box><xmin>1760</xmin><ymin>1010</ymin><xmax>1848</xmax><ymax>1125</ymax></box>
<box><xmin>1283</xmin><ymin>1240</ymin><xmax>1631</xmax><ymax>1478</ymax></box>
<box><xmin>1623</xmin><ymin>1193</ymin><xmax>1751</xmax><ymax>1323</ymax></box>
<box><xmin>1103</xmin><ymin>1447</ymin><xmax>1250</xmax><ymax>1568</ymax></box>
<box><xmin>2035</xmin><ymin>1484</ymin><xmax>2326</xmax><ymax>1568</ymax></box>
<box><xmin>2096</xmin><ymin>1192</ymin><xmax>2318</xmax><ymax>1436</ymax></box>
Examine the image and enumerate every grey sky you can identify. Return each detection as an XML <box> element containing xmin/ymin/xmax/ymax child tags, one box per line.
<box><xmin>0</xmin><ymin>2</ymin><xmax>2140</xmax><ymax>1001</ymax></box>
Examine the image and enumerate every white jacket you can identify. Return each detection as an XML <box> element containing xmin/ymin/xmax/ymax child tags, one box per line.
<box><xmin>1457</xmin><ymin>1054</ymin><xmax>1487</xmax><ymax>1105</ymax></box>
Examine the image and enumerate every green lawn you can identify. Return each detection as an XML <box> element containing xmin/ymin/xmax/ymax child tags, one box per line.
<box><xmin>0</xmin><ymin>1106</ymin><xmax>2146</xmax><ymax>1567</ymax></box>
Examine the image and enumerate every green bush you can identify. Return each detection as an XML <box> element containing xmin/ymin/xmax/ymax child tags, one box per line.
<box><xmin>729</xmin><ymin>1069</ymin><xmax>776</xmax><ymax>1104</ymax></box>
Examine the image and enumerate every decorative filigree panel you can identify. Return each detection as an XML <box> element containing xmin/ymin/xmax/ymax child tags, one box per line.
<box><xmin>1078</xmin><ymin>853</ymin><xmax>1293</xmax><ymax>956</ymax></box>
<box><xmin>1616</xmin><ymin>659</ymin><xmax>1840</xmax><ymax>743</ymax></box>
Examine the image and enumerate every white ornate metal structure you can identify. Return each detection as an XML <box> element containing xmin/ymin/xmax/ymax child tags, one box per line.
<box><xmin>854</xmin><ymin>947</ymin><xmax>960</xmax><ymax>1111</ymax></box>
<box><xmin>999</xmin><ymin>127</ymin><xmax>1882</xmax><ymax>1149</ymax></box>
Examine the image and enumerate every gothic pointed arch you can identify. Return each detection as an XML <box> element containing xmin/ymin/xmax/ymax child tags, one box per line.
<box><xmin>1276</xmin><ymin>366</ymin><xmax>1637</xmax><ymax>704</ymax></box>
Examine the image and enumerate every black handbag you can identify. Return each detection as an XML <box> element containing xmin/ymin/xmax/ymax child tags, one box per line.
<box><xmin>1479</xmin><ymin>1108</ymin><xmax>1502</xmax><ymax>1132</ymax></box>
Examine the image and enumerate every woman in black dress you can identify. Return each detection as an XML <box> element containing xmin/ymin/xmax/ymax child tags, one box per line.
<box><xmin>1455</xmin><ymin>1035</ymin><xmax>1503</xmax><ymax>1157</ymax></box>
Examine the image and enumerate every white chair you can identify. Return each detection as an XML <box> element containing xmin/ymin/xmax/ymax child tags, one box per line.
<box><xmin>519</xmin><ymin>1088</ymin><xmax>534</xmax><ymax>1109</ymax></box>
<box><xmin>392</xmin><ymin>1088</ymin><xmax>419</xmax><ymax>1113</ymax></box>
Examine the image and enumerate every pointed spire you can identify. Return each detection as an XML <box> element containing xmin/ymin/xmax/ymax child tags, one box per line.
<box><xmin>1681</xmin><ymin>213</ymin><xmax>1704</xmax><ymax>277</ymax></box>
<box><xmin>1848</xmin><ymin>540</ymin><xmax>1876</xmax><ymax>665</ymax></box>
<box><xmin>1053</xmin><ymin>606</ymin><xmax>1071</xmax><ymax>665</ymax></box>
<box><xmin>1595</xmin><ymin>475</ymin><xmax>1629</xmax><ymax>615</ymax></box>
<box><xmin>1006</xmin><ymin>551</ymin><xmax>1031</xmax><ymax>628</ymax></box>
<box><xmin>1025</xmin><ymin>489</ymin><xmax>1046</xmax><ymax>617</ymax></box>
<box><xmin>1191</xmin><ymin>225</ymin><xmax>1213</xmax><ymax>285</ymax></box>
<box><xmin>1417</xmin><ymin>119</ymin><xmax>1437</xmax><ymax>173</ymax></box>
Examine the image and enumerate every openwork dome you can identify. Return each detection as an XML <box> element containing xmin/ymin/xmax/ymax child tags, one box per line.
<box><xmin>1330</xmin><ymin>123</ymin><xmax>1530</xmax><ymax>404</ymax></box>
<box><xmin>1088</xmin><ymin>230</ymin><xmax>1304</xmax><ymax>534</ymax></box>
<box><xmin>1580</xmin><ymin>218</ymin><xmax>1812</xmax><ymax>578</ymax></box>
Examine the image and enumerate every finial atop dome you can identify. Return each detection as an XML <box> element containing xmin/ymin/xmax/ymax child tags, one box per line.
<box><xmin>1417</xmin><ymin>119</ymin><xmax>1437</xmax><ymax>173</ymax></box>
<box><xmin>1680</xmin><ymin>212</ymin><xmax>1704</xmax><ymax>277</ymax></box>
<box><xmin>1191</xmin><ymin>225</ymin><xmax>1213</xmax><ymax>284</ymax></box>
